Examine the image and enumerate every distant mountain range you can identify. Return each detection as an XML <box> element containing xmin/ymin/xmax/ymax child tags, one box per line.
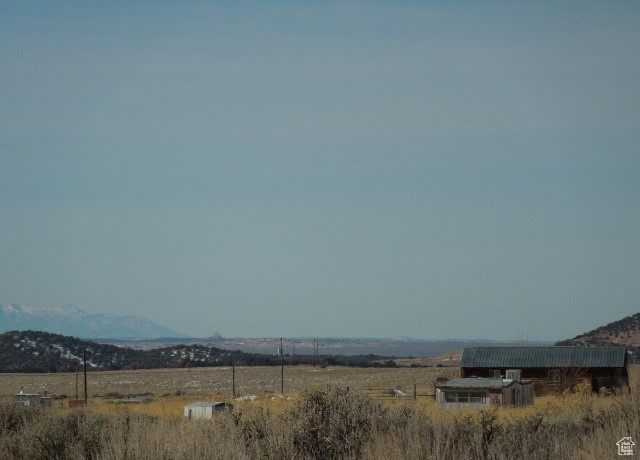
<box><xmin>556</xmin><ymin>312</ymin><xmax>640</xmax><ymax>352</ymax></box>
<box><xmin>0</xmin><ymin>304</ymin><xmax>189</xmax><ymax>339</ymax></box>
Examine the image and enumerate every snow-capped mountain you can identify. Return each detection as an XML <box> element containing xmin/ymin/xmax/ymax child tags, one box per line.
<box><xmin>0</xmin><ymin>304</ymin><xmax>188</xmax><ymax>339</ymax></box>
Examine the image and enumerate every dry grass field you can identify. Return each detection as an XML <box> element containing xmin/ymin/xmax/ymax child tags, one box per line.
<box><xmin>0</xmin><ymin>365</ymin><xmax>638</xmax><ymax>459</ymax></box>
<box><xmin>0</xmin><ymin>364</ymin><xmax>458</xmax><ymax>420</ymax></box>
<box><xmin>0</xmin><ymin>364</ymin><xmax>459</xmax><ymax>399</ymax></box>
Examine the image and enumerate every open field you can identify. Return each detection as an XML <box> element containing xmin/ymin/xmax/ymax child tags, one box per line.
<box><xmin>0</xmin><ymin>365</ymin><xmax>458</xmax><ymax>422</ymax></box>
<box><xmin>0</xmin><ymin>366</ymin><xmax>638</xmax><ymax>459</ymax></box>
<box><xmin>0</xmin><ymin>365</ymin><xmax>459</xmax><ymax>400</ymax></box>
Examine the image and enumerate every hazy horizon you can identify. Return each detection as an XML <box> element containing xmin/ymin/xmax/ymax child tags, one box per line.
<box><xmin>2</xmin><ymin>2</ymin><xmax>639</xmax><ymax>342</ymax></box>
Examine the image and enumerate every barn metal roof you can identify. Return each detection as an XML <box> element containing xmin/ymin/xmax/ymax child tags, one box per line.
<box><xmin>436</xmin><ymin>378</ymin><xmax>531</xmax><ymax>390</ymax></box>
<box><xmin>461</xmin><ymin>346</ymin><xmax>626</xmax><ymax>368</ymax></box>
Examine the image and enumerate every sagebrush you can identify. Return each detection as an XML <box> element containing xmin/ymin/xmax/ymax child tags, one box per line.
<box><xmin>1</xmin><ymin>384</ymin><xmax>639</xmax><ymax>459</ymax></box>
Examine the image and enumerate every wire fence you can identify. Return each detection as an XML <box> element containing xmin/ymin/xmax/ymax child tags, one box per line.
<box><xmin>361</xmin><ymin>386</ymin><xmax>435</xmax><ymax>401</ymax></box>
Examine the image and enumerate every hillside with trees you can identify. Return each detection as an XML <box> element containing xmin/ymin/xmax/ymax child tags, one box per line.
<box><xmin>556</xmin><ymin>312</ymin><xmax>640</xmax><ymax>355</ymax></box>
<box><xmin>0</xmin><ymin>331</ymin><xmax>397</xmax><ymax>372</ymax></box>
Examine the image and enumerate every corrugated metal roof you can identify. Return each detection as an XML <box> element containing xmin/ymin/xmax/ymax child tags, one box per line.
<box><xmin>437</xmin><ymin>378</ymin><xmax>509</xmax><ymax>390</ymax></box>
<box><xmin>185</xmin><ymin>401</ymin><xmax>226</xmax><ymax>408</ymax></box>
<box><xmin>461</xmin><ymin>346</ymin><xmax>626</xmax><ymax>368</ymax></box>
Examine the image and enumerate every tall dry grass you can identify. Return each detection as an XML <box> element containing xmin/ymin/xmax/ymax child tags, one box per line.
<box><xmin>1</xmin><ymin>371</ymin><xmax>639</xmax><ymax>459</ymax></box>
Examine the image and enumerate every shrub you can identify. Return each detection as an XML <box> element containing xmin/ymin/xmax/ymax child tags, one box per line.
<box><xmin>286</xmin><ymin>387</ymin><xmax>386</xmax><ymax>459</ymax></box>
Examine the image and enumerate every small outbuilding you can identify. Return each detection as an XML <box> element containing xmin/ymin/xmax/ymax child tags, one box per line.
<box><xmin>436</xmin><ymin>378</ymin><xmax>533</xmax><ymax>409</ymax></box>
<box><xmin>184</xmin><ymin>401</ymin><xmax>234</xmax><ymax>419</ymax></box>
<box><xmin>13</xmin><ymin>392</ymin><xmax>52</xmax><ymax>407</ymax></box>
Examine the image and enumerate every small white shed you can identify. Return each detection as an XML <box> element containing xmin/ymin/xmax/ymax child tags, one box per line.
<box><xmin>183</xmin><ymin>401</ymin><xmax>233</xmax><ymax>419</ymax></box>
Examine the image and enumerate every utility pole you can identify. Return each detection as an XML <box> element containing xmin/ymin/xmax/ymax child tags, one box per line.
<box><xmin>83</xmin><ymin>348</ymin><xmax>88</xmax><ymax>405</ymax></box>
<box><xmin>232</xmin><ymin>361</ymin><xmax>236</xmax><ymax>399</ymax></box>
<box><xmin>280</xmin><ymin>338</ymin><xmax>284</xmax><ymax>394</ymax></box>
<box><xmin>75</xmin><ymin>367</ymin><xmax>79</xmax><ymax>400</ymax></box>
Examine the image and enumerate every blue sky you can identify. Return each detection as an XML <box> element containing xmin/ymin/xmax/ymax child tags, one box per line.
<box><xmin>1</xmin><ymin>2</ymin><xmax>639</xmax><ymax>340</ymax></box>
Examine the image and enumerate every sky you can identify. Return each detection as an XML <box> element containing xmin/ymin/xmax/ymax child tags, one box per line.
<box><xmin>1</xmin><ymin>1</ymin><xmax>639</xmax><ymax>341</ymax></box>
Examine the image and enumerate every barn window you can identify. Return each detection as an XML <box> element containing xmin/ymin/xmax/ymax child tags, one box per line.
<box><xmin>489</xmin><ymin>369</ymin><xmax>501</xmax><ymax>378</ymax></box>
<box><xmin>505</xmin><ymin>369</ymin><xmax>521</xmax><ymax>380</ymax></box>
<box><xmin>548</xmin><ymin>369</ymin><xmax>561</xmax><ymax>383</ymax></box>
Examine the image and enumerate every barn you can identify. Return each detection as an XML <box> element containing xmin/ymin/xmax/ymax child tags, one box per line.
<box><xmin>183</xmin><ymin>401</ymin><xmax>234</xmax><ymax>419</ymax></box>
<box><xmin>436</xmin><ymin>377</ymin><xmax>533</xmax><ymax>409</ymax></box>
<box><xmin>461</xmin><ymin>346</ymin><xmax>628</xmax><ymax>395</ymax></box>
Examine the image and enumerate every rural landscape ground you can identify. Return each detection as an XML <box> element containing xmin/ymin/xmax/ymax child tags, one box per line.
<box><xmin>0</xmin><ymin>364</ymin><xmax>458</xmax><ymax>403</ymax></box>
<box><xmin>0</xmin><ymin>311</ymin><xmax>636</xmax><ymax>459</ymax></box>
<box><xmin>1</xmin><ymin>363</ymin><xmax>638</xmax><ymax>459</ymax></box>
